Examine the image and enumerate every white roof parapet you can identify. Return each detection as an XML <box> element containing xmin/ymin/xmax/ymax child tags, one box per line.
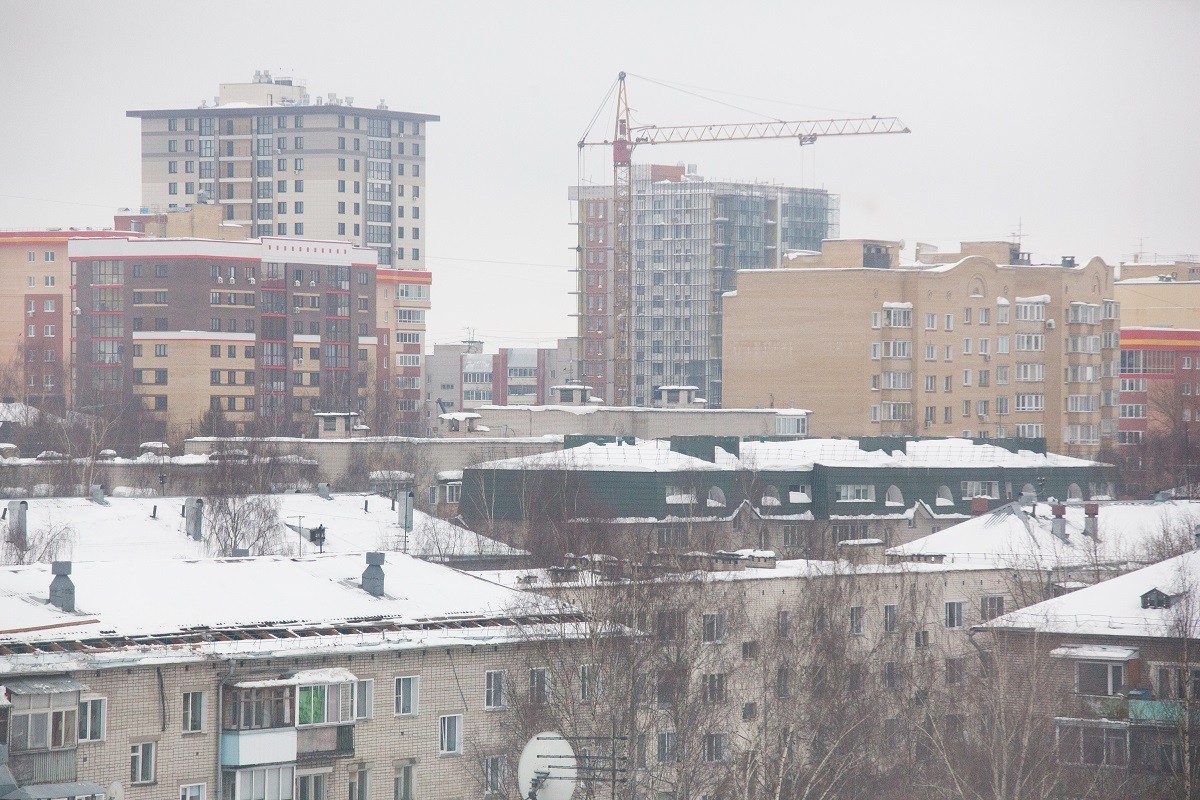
<box><xmin>1050</xmin><ymin>644</ymin><xmax>1139</xmax><ymax>661</ymax></box>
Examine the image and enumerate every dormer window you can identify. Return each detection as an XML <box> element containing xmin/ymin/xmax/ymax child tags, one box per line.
<box><xmin>1141</xmin><ymin>588</ymin><xmax>1176</xmax><ymax>609</ymax></box>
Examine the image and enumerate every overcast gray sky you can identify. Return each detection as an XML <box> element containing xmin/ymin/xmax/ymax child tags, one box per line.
<box><xmin>2</xmin><ymin>1</ymin><xmax>1197</xmax><ymax>350</ymax></box>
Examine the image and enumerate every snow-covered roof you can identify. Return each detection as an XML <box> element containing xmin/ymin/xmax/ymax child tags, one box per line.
<box><xmin>473</xmin><ymin>441</ymin><xmax>726</xmax><ymax>473</ymax></box>
<box><xmin>0</xmin><ymin>551</ymin><xmax>557</xmax><ymax>664</ymax></box>
<box><xmin>0</xmin><ymin>492</ymin><xmax>523</xmax><ymax>563</ymax></box>
<box><xmin>983</xmin><ymin>550</ymin><xmax>1200</xmax><ymax>638</ymax></box>
<box><xmin>738</xmin><ymin>437</ymin><xmax>1096</xmax><ymax>472</ymax></box>
<box><xmin>888</xmin><ymin>500</ymin><xmax>1200</xmax><ymax>569</ymax></box>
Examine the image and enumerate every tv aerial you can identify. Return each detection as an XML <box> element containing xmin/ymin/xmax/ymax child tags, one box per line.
<box><xmin>518</xmin><ymin>731</ymin><xmax>578</xmax><ymax>800</ymax></box>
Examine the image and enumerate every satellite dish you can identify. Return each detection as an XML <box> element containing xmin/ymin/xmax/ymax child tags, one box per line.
<box><xmin>108</xmin><ymin>783</ymin><xmax>125</xmax><ymax>800</ymax></box>
<box><xmin>518</xmin><ymin>731</ymin><xmax>577</xmax><ymax>800</ymax></box>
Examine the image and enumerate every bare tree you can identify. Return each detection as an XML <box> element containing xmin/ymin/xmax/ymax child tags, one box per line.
<box><xmin>1</xmin><ymin>520</ymin><xmax>75</xmax><ymax>565</ymax></box>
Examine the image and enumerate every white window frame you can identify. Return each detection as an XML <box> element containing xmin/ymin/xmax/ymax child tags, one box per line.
<box><xmin>394</xmin><ymin>676</ymin><xmax>419</xmax><ymax>716</ymax></box>
<box><xmin>180</xmin><ymin>784</ymin><xmax>205</xmax><ymax>800</ymax></box>
<box><xmin>131</xmin><ymin>741</ymin><xmax>156</xmax><ymax>784</ymax></box>
<box><xmin>79</xmin><ymin>696</ymin><xmax>106</xmax><ymax>742</ymax></box>
<box><xmin>439</xmin><ymin>713</ymin><xmax>463</xmax><ymax>754</ymax></box>
<box><xmin>182</xmin><ymin>691</ymin><xmax>204</xmax><ymax>733</ymax></box>
<box><xmin>485</xmin><ymin>670</ymin><xmax>506</xmax><ymax>709</ymax></box>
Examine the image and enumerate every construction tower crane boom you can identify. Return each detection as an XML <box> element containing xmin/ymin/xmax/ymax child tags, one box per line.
<box><xmin>577</xmin><ymin>71</ymin><xmax>910</xmax><ymax>407</ymax></box>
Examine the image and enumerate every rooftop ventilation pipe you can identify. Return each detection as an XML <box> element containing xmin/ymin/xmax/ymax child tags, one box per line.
<box><xmin>50</xmin><ymin>561</ymin><xmax>75</xmax><ymax>612</ymax></box>
<box><xmin>362</xmin><ymin>552</ymin><xmax>385</xmax><ymax>597</ymax></box>
<box><xmin>1051</xmin><ymin>503</ymin><xmax>1068</xmax><ymax>541</ymax></box>
<box><xmin>1083</xmin><ymin>503</ymin><xmax>1099</xmax><ymax>538</ymax></box>
<box><xmin>184</xmin><ymin>497</ymin><xmax>204</xmax><ymax>540</ymax></box>
<box><xmin>89</xmin><ymin>484</ymin><xmax>106</xmax><ymax>505</ymax></box>
<box><xmin>6</xmin><ymin>500</ymin><xmax>27</xmax><ymax>551</ymax></box>
<box><xmin>317</xmin><ymin>482</ymin><xmax>332</xmax><ymax>500</ymax></box>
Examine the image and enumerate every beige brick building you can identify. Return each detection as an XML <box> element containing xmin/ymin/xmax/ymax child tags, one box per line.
<box><xmin>0</xmin><ymin>553</ymin><xmax>576</xmax><ymax>800</ymax></box>
<box><xmin>723</xmin><ymin>240</ymin><xmax>1120</xmax><ymax>458</ymax></box>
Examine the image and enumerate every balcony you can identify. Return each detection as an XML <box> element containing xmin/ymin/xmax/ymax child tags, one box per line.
<box><xmin>220</xmin><ymin>727</ymin><xmax>298</xmax><ymax>767</ymax></box>
<box><xmin>1077</xmin><ymin>695</ymin><xmax>1128</xmax><ymax>720</ymax></box>
<box><xmin>297</xmin><ymin>724</ymin><xmax>354</xmax><ymax>761</ymax></box>
<box><xmin>10</xmin><ymin>749</ymin><xmax>77</xmax><ymax>784</ymax></box>
<box><xmin>1129</xmin><ymin>698</ymin><xmax>1199</xmax><ymax>727</ymax></box>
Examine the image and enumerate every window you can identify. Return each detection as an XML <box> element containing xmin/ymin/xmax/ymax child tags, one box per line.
<box><xmin>79</xmin><ymin>697</ymin><xmax>105</xmax><ymax>742</ymax></box>
<box><xmin>182</xmin><ymin>691</ymin><xmax>204</xmax><ymax>732</ymax></box>
<box><xmin>945</xmin><ymin>601</ymin><xmax>965</xmax><ymax>629</ymax></box>
<box><xmin>961</xmin><ymin>480</ymin><xmax>999</xmax><ymax>499</ymax></box>
<box><xmin>884</xmin><ymin>604</ymin><xmax>898</xmax><ymax>633</ymax></box>
<box><xmin>296</xmin><ymin>773</ymin><xmax>325</xmax><ymax>800</ymax></box>
<box><xmin>355</xmin><ymin>679</ymin><xmax>373</xmax><ymax>719</ymax></box>
<box><xmin>130</xmin><ymin>741</ymin><xmax>155</xmax><ymax>783</ymax></box>
<box><xmin>484</xmin><ymin>756</ymin><xmax>505</xmax><ymax>794</ymax></box>
<box><xmin>925</xmin><ymin>313</ymin><xmax>937</xmax><ymax>330</ymax></box>
<box><xmin>777</xmin><ymin>609</ymin><xmax>793</xmax><ymax>639</ymax></box>
<box><xmin>393</xmin><ymin>767</ymin><xmax>414</xmax><ymax>800</ymax></box>
<box><xmin>529</xmin><ymin>668</ymin><xmax>549</xmax><ymax>705</ymax></box>
<box><xmin>657</xmin><ymin>731</ymin><xmax>678</xmax><ymax>763</ymax></box>
<box><xmin>1077</xmin><ymin>662</ymin><xmax>1124</xmax><ymax>696</ymax></box>
<box><xmin>915</xmin><ymin>630</ymin><xmax>930</xmax><ymax>648</ymax></box>
<box><xmin>850</xmin><ymin>606</ymin><xmax>864</xmax><ymax>635</ymax></box>
<box><xmin>702</xmin><ymin>733</ymin><xmax>727</xmax><ymax>763</ymax></box>
<box><xmin>394</xmin><ymin>676</ymin><xmax>418</xmax><ymax>716</ymax></box>
<box><xmin>836</xmin><ymin>484</ymin><xmax>875</xmax><ymax>502</ymax></box>
<box><xmin>180</xmin><ymin>784</ymin><xmax>205</xmax><ymax>800</ymax></box>
<box><xmin>155</xmin><ymin>343</ymin><xmax>168</xmax><ymax>358</ymax></box>
<box><xmin>579</xmin><ymin>664</ymin><xmax>598</xmax><ymax>702</ymax></box>
<box><xmin>1057</xmin><ymin>722</ymin><xmax>1128</xmax><ymax>767</ymax></box>
<box><xmin>1015</xmin><ymin>393</ymin><xmax>1044</xmax><ymax>412</ymax></box>
<box><xmin>10</xmin><ymin>690</ymin><xmax>78</xmax><ymax>751</ymax></box>
<box><xmin>298</xmin><ymin>682</ymin><xmax>354</xmax><ymax>725</ymax></box>
<box><xmin>479</xmin><ymin>670</ymin><xmax>506</xmax><ymax>710</ymax></box>
<box><xmin>946</xmin><ymin>657</ymin><xmax>966</xmax><ymax>687</ymax></box>
<box><xmin>439</xmin><ymin>714</ymin><xmax>462</xmax><ymax>754</ymax></box>
<box><xmin>981</xmin><ymin>595</ymin><xmax>1005</xmax><ymax>621</ymax></box>
<box><xmin>702</xmin><ymin>673</ymin><xmax>727</xmax><ymax>703</ymax></box>
<box><xmin>1016</xmin><ymin>301</ymin><xmax>1046</xmax><ymax>321</ymax></box>
<box><xmin>702</xmin><ymin>612</ymin><xmax>727</xmax><ymax>642</ymax></box>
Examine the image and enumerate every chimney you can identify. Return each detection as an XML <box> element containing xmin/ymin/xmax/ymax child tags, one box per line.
<box><xmin>1051</xmin><ymin>503</ymin><xmax>1067</xmax><ymax>541</ymax></box>
<box><xmin>184</xmin><ymin>497</ymin><xmax>204</xmax><ymax>540</ymax></box>
<box><xmin>362</xmin><ymin>552</ymin><xmax>385</xmax><ymax>597</ymax></box>
<box><xmin>6</xmin><ymin>500</ymin><xmax>27</xmax><ymax>551</ymax></box>
<box><xmin>970</xmin><ymin>496</ymin><xmax>989</xmax><ymax>516</ymax></box>
<box><xmin>317</xmin><ymin>482</ymin><xmax>332</xmax><ymax>500</ymax></box>
<box><xmin>1083</xmin><ymin>503</ymin><xmax>1099</xmax><ymax>538</ymax></box>
<box><xmin>49</xmin><ymin>561</ymin><xmax>75</xmax><ymax>612</ymax></box>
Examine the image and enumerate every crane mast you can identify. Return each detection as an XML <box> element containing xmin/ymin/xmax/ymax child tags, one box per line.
<box><xmin>578</xmin><ymin>72</ymin><xmax>909</xmax><ymax>407</ymax></box>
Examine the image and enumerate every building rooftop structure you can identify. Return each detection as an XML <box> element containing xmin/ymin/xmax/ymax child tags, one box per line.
<box><xmin>0</xmin><ymin>491</ymin><xmax>525</xmax><ymax>567</ymax></box>
<box><xmin>887</xmin><ymin>499</ymin><xmax>1200</xmax><ymax>571</ymax></box>
<box><xmin>982</xmin><ymin>548</ymin><xmax>1200</xmax><ymax>639</ymax></box>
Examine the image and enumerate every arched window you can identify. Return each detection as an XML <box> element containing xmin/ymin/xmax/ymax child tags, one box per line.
<box><xmin>936</xmin><ymin>485</ymin><xmax>954</xmax><ymax>506</ymax></box>
<box><xmin>1068</xmin><ymin>483</ymin><xmax>1083</xmax><ymax>501</ymax></box>
<box><xmin>707</xmin><ymin>486</ymin><xmax>727</xmax><ymax>508</ymax></box>
<box><xmin>885</xmin><ymin>485</ymin><xmax>904</xmax><ymax>506</ymax></box>
<box><xmin>760</xmin><ymin>486</ymin><xmax>781</xmax><ymax>507</ymax></box>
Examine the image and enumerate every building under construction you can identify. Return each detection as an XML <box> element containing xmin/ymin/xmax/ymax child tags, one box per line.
<box><xmin>572</xmin><ymin>163</ymin><xmax>838</xmax><ymax>407</ymax></box>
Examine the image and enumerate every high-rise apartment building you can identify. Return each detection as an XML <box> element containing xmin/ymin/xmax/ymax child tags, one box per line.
<box><xmin>723</xmin><ymin>240</ymin><xmax>1120</xmax><ymax>458</ymax></box>
<box><xmin>127</xmin><ymin>73</ymin><xmax>438</xmax><ymax>432</ymax></box>
<box><xmin>570</xmin><ymin>164</ymin><xmax>837</xmax><ymax>407</ymax></box>
<box><xmin>69</xmin><ymin>236</ymin><xmax>393</xmax><ymax>441</ymax></box>
<box><xmin>0</xmin><ymin>230</ymin><xmax>138</xmax><ymax>413</ymax></box>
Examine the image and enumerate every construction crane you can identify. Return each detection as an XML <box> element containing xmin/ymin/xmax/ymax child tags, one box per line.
<box><xmin>577</xmin><ymin>72</ymin><xmax>910</xmax><ymax>407</ymax></box>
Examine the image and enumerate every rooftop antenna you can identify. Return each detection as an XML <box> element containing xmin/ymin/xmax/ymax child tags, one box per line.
<box><xmin>518</xmin><ymin>732</ymin><xmax>578</xmax><ymax>800</ymax></box>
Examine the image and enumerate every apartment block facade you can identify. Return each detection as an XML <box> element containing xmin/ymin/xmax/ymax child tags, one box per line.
<box><xmin>69</xmin><ymin>236</ymin><xmax>390</xmax><ymax>440</ymax></box>
<box><xmin>570</xmin><ymin>164</ymin><xmax>837</xmax><ymax>407</ymax></box>
<box><xmin>423</xmin><ymin>339</ymin><xmax>579</xmax><ymax>433</ymax></box>
<box><xmin>723</xmin><ymin>240</ymin><xmax>1120</xmax><ymax>458</ymax></box>
<box><xmin>127</xmin><ymin>74</ymin><xmax>436</xmax><ymax>271</ymax></box>
<box><xmin>0</xmin><ymin>230</ymin><xmax>139</xmax><ymax>413</ymax></box>
<box><xmin>1115</xmin><ymin>326</ymin><xmax>1200</xmax><ymax>446</ymax></box>
<box><xmin>128</xmin><ymin>76</ymin><xmax>437</xmax><ymax>432</ymax></box>
<box><xmin>0</xmin><ymin>553</ymin><xmax>577</xmax><ymax>800</ymax></box>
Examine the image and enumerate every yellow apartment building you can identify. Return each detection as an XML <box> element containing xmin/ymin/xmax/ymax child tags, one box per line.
<box><xmin>723</xmin><ymin>240</ymin><xmax>1119</xmax><ymax>458</ymax></box>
